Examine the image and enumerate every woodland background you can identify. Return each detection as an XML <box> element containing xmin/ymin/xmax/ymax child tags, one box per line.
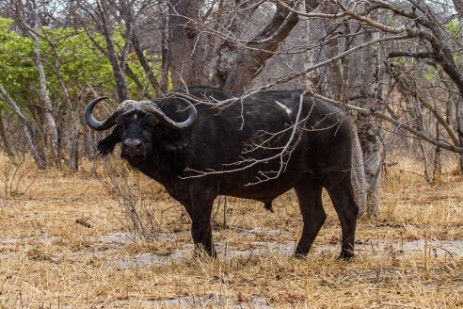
<box><xmin>2</xmin><ymin>0</ymin><xmax>463</xmax><ymax>215</ymax></box>
<box><xmin>1</xmin><ymin>1</ymin><xmax>463</xmax><ymax>307</ymax></box>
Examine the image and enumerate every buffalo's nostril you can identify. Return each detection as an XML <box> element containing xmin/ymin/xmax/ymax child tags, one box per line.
<box><xmin>123</xmin><ymin>138</ymin><xmax>143</xmax><ymax>155</ymax></box>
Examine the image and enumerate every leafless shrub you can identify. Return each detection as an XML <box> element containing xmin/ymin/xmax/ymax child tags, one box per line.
<box><xmin>96</xmin><ymin>156</ymin><xmax>172</xmax><ymax>241</ymax></box>
<box><xmin>1</xmin><ymin>151</ymin><xmax>37</xmax><ymax>200</ymax></box>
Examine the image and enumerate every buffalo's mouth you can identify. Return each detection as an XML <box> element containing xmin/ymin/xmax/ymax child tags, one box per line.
<box><xmin>121</xmin><ymin>152</ymin><xmax>147</xmax><ymax>164</ymax></box>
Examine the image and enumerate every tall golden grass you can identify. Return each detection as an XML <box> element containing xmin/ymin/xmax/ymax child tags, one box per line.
<box><xmin>0</xmin><ymin>153</ymin><xmax>462</xmax><ymax>308</ymax></box>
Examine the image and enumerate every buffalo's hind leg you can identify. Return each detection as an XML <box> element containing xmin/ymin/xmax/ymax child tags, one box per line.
<box><xmin>294</xmin><ymin>178</ymin><xmax>326</xmax><ymax>258</ymax></box>
<box><xmin>326</xmin><ymin>182</ymin><xmax>359</xmax><ymax>260</ymax></box>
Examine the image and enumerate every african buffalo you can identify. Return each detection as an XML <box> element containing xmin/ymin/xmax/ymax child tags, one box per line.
<box><xmin>85</xmin><ymin>86</ymin><xmax>359</xmax><ymax>259</ymax></box>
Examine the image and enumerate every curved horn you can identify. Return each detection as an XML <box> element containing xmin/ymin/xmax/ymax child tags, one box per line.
<box><xmin>85</xmin><ymin>97</ymin><xmax>138</xmax><ymax>131</ymax></box>
<box><xmin>84</xmin><ymin>97</ymin><xmax>113</xmax><ymax>131</ymax></box>
<box><xmin>141</xmin><ymin>97</ymin><xmax>198</xmax><ymax>130</ymax></box>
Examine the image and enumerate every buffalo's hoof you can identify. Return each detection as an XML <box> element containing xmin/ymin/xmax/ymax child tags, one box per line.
<box><xmin>338</xmin><ymin>250</ymin><xmax>354</xmax><ymax>261</ymax></box>
<box><xmin>294</xmin><ymin>251</ymin><xmax>308</xmax><ymax>259</ymax></box>
<box><xmin>193</xmin><ymin>246</ymin><xmax>217</xmax><ymax>260</ymax></box>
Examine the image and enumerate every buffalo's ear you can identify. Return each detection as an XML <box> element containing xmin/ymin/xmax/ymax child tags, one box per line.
<box><xmin>97</xmin><ymin>133</ymin><xmax>120</xmax><ymax>155</ymax></box>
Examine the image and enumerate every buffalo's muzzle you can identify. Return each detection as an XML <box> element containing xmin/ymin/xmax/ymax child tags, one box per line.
<box><xmin>122</xmin><ymin>138</ymin><xmax>143</xmax><ymax>156</ymax></box>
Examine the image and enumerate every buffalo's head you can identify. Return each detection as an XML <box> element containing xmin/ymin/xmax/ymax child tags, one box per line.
<box><xmin>84</xmin><ymin>96</ymin><xmax>197</xmax><ymax>164</ymax></box>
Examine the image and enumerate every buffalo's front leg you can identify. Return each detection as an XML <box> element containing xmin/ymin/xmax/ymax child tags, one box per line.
<box><xmin>187</xmin><ymin>186</ymin><xmax>217</xmax><ymax>257</ymax></box>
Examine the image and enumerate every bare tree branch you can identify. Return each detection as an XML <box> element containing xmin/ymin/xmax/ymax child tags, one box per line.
<box><xmin>311</xmin><ymin>93</ymin><xmax>463</xmax><ymax>154</ymax></box>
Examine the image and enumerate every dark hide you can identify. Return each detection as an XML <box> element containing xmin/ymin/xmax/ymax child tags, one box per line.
<box><xmin>93</xmin><ymin>86</ymin><xmax>359</xmax><ymax>259</ymax></box>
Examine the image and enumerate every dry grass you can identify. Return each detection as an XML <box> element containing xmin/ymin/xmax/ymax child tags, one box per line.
<box><xmin>0</xmin><ymin>154</ymin><xmax>462</xmax><ymax>308</ymax></box>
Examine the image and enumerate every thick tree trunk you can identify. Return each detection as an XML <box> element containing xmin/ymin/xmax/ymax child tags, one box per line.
<box><xmin>351</xmin><ymin>124</ymin><xmax>367</xmax><ymax>216</ymax></box>
<box><xmin>307</xmin><ymin>3</ymin><xmax>372</xmax><ymax>216</ymax></box>
<box><xmin>215</xmin><ymin>2</ymin><xmax>322</xmax><ymax>92</ymax></box>
<box><xmin>211</xmin><ymin>1</ymin><xmax>259</xmax><ymax>89</ymax></box>
<box><xmin>348</xmin><ymin>29</ymin><xmax>384</xmax><ymax>217</ymax></box>
<box><xmin>167</xmin><ymin>1</ymin><xmax>320</xmax><ymax>92</ymax></box>
<box><xmin>356</xmin><ymin>112</ymin><xmax>384</xmax><ymax>217</ymax></box>
<box><xmin>168</xmin><ymin>0</ymin><xmax>210</xmax><ymax>88</ymax></box>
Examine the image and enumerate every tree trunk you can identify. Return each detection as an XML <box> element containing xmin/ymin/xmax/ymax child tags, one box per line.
<box><xmin>434</xmin><ymin>122</ymin><xmax>442</xmax><ymax>176</ymax></box>
<box><xmin>31</xmin><ymin>0</ymin><xmax>60</xmax><ymax>167</ymax></box>
<box><xmin>68</xmin><ymin>129</ymin><xmax>79</xmax><ymax>171</ymax></box>
<box><xmin>0</xmin><ymin>110</ymin><xmax>13</xmax><ymax>158</ymax></box>
<box><xmin>217</xmin><ymin>4</ymin><xmax>306</xmax><ymax>92</ymax></box>
<box><xmin>456</xmin><ymin>99</ymin><xmax>463</xmax><ymax>172</ymax></box>
<box><xmin>356</xmin><ymin>114</ymin><xmax>384</xmax><ymax>217</ymax></box>
<box><xmin>351</xmin><ymin>124</ymin><xmax>367</xmax><ymax>216</ymax></box>
<box><xmin>307</xmin><ymin>3</ymin><xmax>371</xmax><ymax>216</ymax></box>
<box><xmin>316</xmin><ymin>4</ymin><xmax>344</xmax><ymax>101</ymax></box>
<box><xmin>98</xmin><ymin>0</ymin><xmax>130</xmax><ymax>101</ymax></box>
<box><xmin>347</xmin><ymin>29</ymin><xmax>384</xmax><ymax>217</ymax></box>
<box><xmin>119</xmin><ymin>1</ymin><xmax>163</xmax><ymax>97</ymax></box>
<box><xmin>59</xmin><ymin>86</ymin><xmax>79</xmax><ymax>172</ymax></box>
<box><xmin>168</xmin><ymin>0</ymin><xmax>210</xmax><ymax>88</ymax></box>
<box><xmin>131</xmin><ymin>33</ymin><xmax>162</xmax><ymax>96</ymax></box>
<box><xmin>452</xmin><ymin>0</ymin><xmax>463</xmax><ymax>17</ymax></box>
<box><xmin>160</xmin><ymin>0</ymin><xmax>170</xmax><ymax>94</ymax></box>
